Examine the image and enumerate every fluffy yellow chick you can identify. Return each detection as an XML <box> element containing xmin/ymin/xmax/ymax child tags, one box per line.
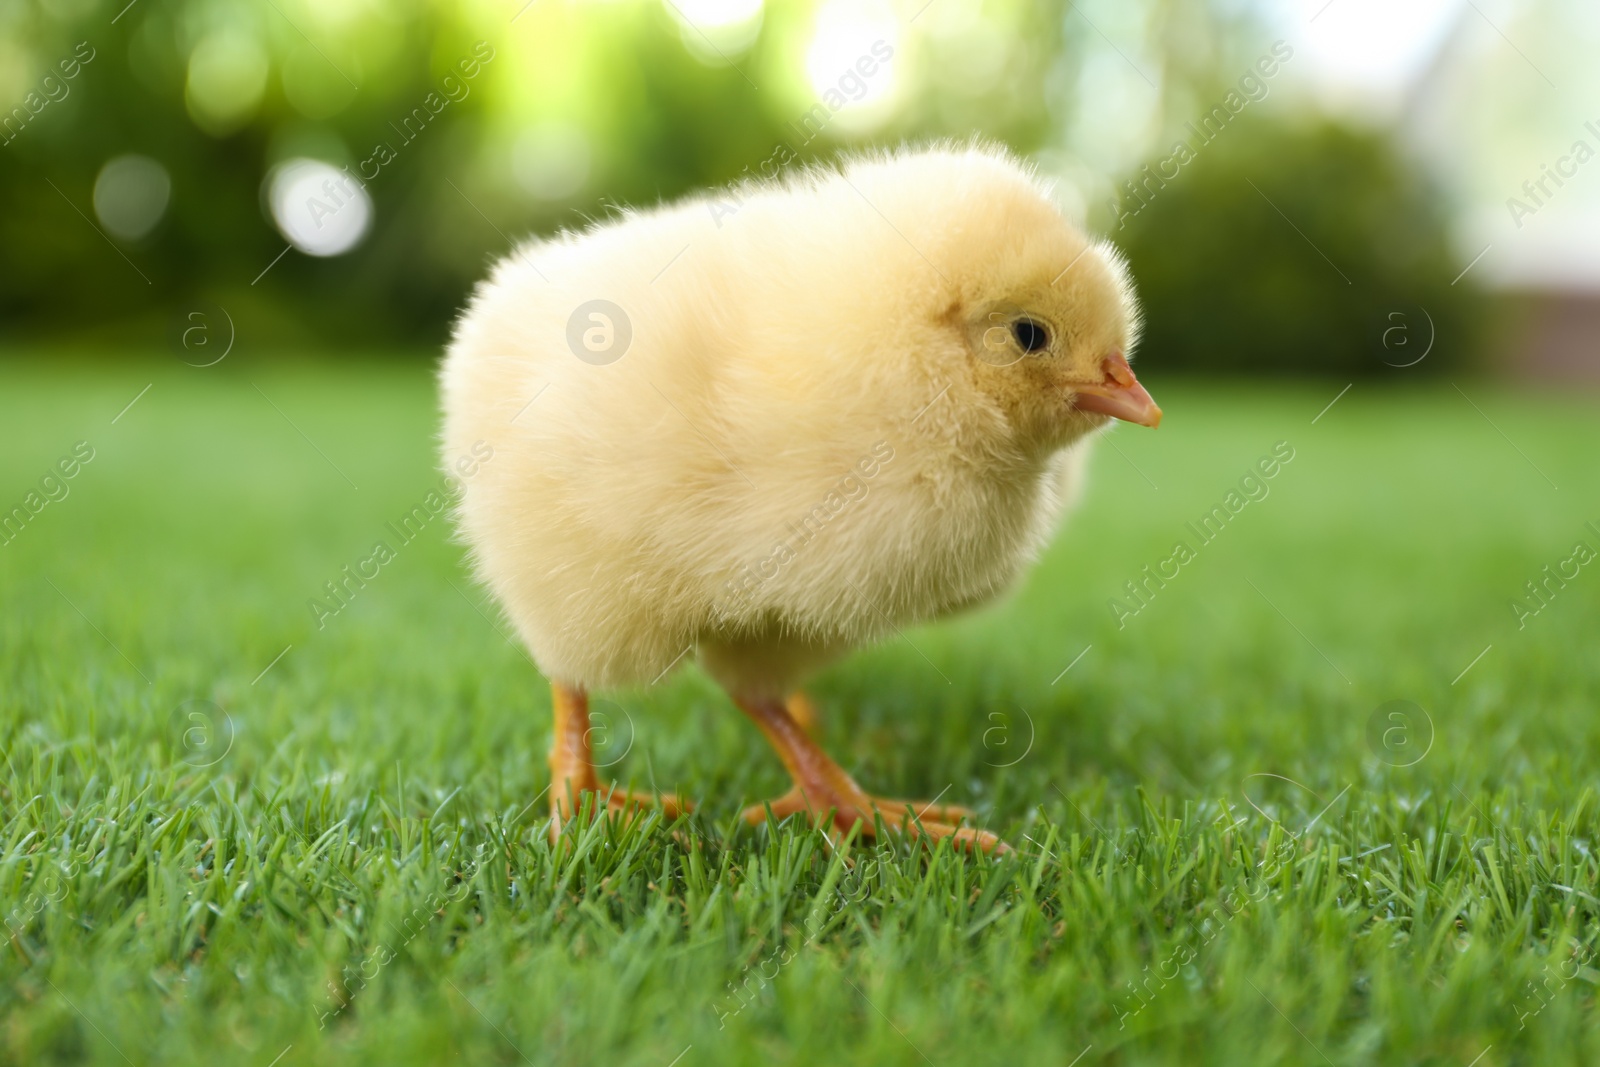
<box><xmin>440</xmin><ymin>145</ymin><xmax>1160</xmax><ymax>852</ymax></box>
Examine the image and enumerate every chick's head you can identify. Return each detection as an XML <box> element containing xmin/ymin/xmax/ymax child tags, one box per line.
<box><xmin>852</xmin><ymin>149</ymin><xmax>1160</xmax><ymax>453</ymax></box>
<box><xmin>964</xmin><ymin>241</ymin><xmax>1157</xmax><ymax>447</ymax></box>
<box><xmin>963</xmin><ymin>215</ymin><xmax>1156</xmax><ymax>457</ymax></box>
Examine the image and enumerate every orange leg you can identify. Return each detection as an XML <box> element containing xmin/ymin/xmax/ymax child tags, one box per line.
<box><xmin>548</xmin><ymin>682</ymin><xmax>691</xmax><ymax>836</ymax></box>
<box><xmin>733</xmin><ymin>694</ymin><xmax>1006</xmax><ymax>853</ymax></box>
<box><xmin>785</xmin><ymin>691</ymin><xmax>820</xmax><ymax>733</ymax></box>
<box><xmin>783</xmin><ymin>691</ymin><xmax>971</xmax><ymax>822</ymax></box>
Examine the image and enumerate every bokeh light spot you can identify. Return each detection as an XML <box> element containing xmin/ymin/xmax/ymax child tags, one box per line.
<box><xmin>804</xmin><ymin>0</ymin><xmax>900</xmax><ymax>130</ymax></box>
<box><xmin>663</xmin><ymin>0</ymin><xmax>763</xmax><ymax>65</ymax></box>
<box><xmin>267</xmin><ymin>158</ymin><xmax>371</xmax><ymax>257</ymax></box>
<box><xmin>185</xmin><ymin>31</ymin><xmax>269</xmax><ymax>137</ymax></box>
<box><xmin>93</xmin><ymin>155</ymin><xmax>172</xmax><ymax>242</ymax></box>
<box><xmin>512</xmin><ymin>122</ymin><xmax>592</xmax><ymax>201</ymax></box>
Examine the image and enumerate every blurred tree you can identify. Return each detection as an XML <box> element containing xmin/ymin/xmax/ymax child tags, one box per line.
<box><xmin>1110</xmin><ymin>115</ymin><xmax>1487</xmax><ymax>375</ymax></box>
<box><xmin>0</xmin><ymin>0</ymin><xmax>1077</xmax><ymax>351</ymax></box>
<box><xmin>4</xmin><ymin>0</ymin><xmax>1480</xmax><ymax>374</ymax></box>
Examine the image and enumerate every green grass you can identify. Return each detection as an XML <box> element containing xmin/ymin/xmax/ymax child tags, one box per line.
<box><xmin>2</xmin><ymin>357</ymin><xmax>1598</xmax><ymax>1066</ymax></box>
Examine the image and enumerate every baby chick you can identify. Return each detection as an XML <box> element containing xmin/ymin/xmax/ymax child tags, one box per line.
<box><xmin>440</xmin><ymin>145</ymin><xmax>1160</xmax><ymax>852</ymax></box>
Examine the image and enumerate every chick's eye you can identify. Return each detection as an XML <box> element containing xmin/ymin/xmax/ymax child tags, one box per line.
<box><xmin>1011</xmin><ymin>318</ymin><xmax>1050</xmax><ymax>353</ymax></box>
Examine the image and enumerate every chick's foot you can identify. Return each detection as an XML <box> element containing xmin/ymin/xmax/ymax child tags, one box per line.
<box><xmin>740</xmin><ymin>787</ymin><xmax>986</xmax><ymax>847</ymax></box>
<box><xmin>734</xmin><ymin>695</ymin><xmax>1007</xmax><ymax>854</ymax></box>
<box><xmin>547</xmin><ymin>682</ymin><xmax>692</xmax><ymax>838</ymax></box>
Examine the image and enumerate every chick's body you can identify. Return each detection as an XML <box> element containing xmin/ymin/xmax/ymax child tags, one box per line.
<box><xmin>442</xmin><ymin>149</ymin><xmax>1102</xmax><ymax>700</ymax></box>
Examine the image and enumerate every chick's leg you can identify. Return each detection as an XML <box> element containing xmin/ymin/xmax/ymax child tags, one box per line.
<box><xmin>781</xmin><ymin>694</ymin><xmax>969</xmax><ymax>829</ymax></box>
<box><xmin>548</xmin><ymin>682</ymin><xmax>691</xmax><ymax>835</ymax></box>
<box><xmin>785</xmin><ymin>691</ymin><xmax>820</xmax><ymax>733</ymax></box>
<box><xmin>549</xmin><ymin>680</ymin><xmax>600</xmax><ymax>822</ymax></box>
<box><xmin>733</xmin><ymin>695</ymin><xmax>1005</xmax><ymax>853</ymax></box>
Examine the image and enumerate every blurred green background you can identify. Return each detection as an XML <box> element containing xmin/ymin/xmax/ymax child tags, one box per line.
<box><xmin>5</xmin><ymin>0</ymin><xmax>1595</xmax><ymax>374</ymax></box>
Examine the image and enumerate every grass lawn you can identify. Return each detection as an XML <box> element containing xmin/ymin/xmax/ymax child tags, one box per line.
<box><xmin>2</xmin><ymin>357</ymin><xmax>1598</xmax><ymax>1066</ymax></box>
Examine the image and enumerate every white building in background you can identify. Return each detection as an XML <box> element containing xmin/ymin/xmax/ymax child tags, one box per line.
<box><xmin>1239</xmin><ymin>0</ymin><xmax>1600</xmax><ymax>378</ymax></box>
<box><xmin>1392</xmin><ymin>0</ymin><xmax>1600</xmax><ymax>378</ymax></box>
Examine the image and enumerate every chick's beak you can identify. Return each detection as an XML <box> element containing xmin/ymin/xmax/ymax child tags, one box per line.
<box><xmin>1070</xmin><ymin>352</ymin><xmax>1162</xmax><ymax>428</ymax></box>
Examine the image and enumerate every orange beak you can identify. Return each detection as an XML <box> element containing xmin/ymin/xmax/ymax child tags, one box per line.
<box><xmin>1071</xmin><ymin>352</ymin><xmax>1162</xmax><ymax>428</ymax></box>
